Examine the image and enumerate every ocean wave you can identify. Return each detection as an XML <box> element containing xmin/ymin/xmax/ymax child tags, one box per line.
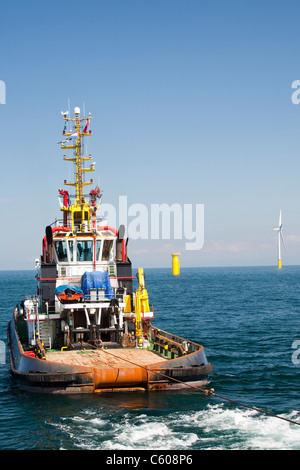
<box><xmin>46</xmin><ymin>403</ymin><xmax>300</xmax><ymax>450</ymax></box>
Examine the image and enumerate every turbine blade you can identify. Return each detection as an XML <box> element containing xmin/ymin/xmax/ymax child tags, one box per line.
<box><xmin>279</xmin><ymin>210</ymin><xmax>282</xmax><ymax>228</ymax></box>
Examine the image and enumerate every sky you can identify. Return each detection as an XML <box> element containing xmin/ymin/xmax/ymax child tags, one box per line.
<box><xmin>1</xmin><ymin>0</ymin><xmax>300</xmax><ymax>269</ymax></box>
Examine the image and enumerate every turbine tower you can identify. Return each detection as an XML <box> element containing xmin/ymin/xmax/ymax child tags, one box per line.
<box><xmin>274</xmin><ymin>210</ymin><xmax>283</xmax><ymax>269</ymax></box>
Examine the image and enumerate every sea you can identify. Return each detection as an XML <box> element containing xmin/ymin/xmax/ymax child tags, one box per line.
<box><xmin>0</xmin><ymin>266</ymin><xmax>299</xmax><ymax>452</ymax></box>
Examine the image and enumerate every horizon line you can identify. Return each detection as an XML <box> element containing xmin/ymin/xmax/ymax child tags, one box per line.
<box><xmin>1</xmin><ymin>264</ymin><xmax>300</xmax><ymax>272</ymax></box>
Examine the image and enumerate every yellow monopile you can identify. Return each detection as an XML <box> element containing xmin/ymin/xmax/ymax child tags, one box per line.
<box><xmin>172</xmin><ymin>253</ymin><xmax>180</xmax><ymax>276</ymax></box>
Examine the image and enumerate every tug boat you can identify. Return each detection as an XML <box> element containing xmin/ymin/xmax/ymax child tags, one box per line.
<box><xmin>7</xmin><ymin>107</ymin><xmax>213</xmax><ymax>394</ymax></box>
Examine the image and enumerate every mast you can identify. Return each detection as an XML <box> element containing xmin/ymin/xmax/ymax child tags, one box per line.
<box><xmin>59</xmin><ymin>107</ymin><xmax>101</xmax><ymax>232</ymax></box>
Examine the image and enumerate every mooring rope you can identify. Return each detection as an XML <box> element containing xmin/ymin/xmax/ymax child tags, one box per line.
<box><xmin>95</xmin><ymin>345</ymin><xmax>300</xmax><ymax>427</ymax></box>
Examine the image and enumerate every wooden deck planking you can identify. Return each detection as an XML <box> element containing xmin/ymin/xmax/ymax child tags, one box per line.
<box><xmin>46</xmin><ymin>348</ymin><xmax>167</xmax><ymax>368</ymax></box>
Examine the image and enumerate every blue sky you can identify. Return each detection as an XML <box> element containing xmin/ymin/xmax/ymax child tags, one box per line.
<box><xmin>1</xmin><ymin>0</ymin><xmax>300</xmax><ymax>269</ymax></box>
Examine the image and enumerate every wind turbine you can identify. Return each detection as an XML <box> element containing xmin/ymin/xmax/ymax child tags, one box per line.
<box><xmin>274</xmin><ymin>210</ymin><xmax>283</xmax><ymax>269</ymax></box>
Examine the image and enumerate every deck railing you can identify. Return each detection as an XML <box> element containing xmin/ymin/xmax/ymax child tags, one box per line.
<box><xmin>149</xmin><ymin>326</ymin><xmax>201</xmax><ymax>359</ymax></box>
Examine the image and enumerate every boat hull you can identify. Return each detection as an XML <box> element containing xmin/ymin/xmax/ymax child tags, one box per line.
<box><xmin>7</xmin><ymin>319</ymin><xmax>94</xmax><ymax>393</ymax></box>
<box><xmin>8</xmin><ymin>317</ymin><xmax>213</xmax><ymax>394</ymax></box>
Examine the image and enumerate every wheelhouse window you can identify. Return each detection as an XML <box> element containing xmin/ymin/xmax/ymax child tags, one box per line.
<box><xmin>55</xmin><ymin>240</ymin><xmax>68</xmax><ymax>262</ymax></box>
<box><xmin>77</xmin><ymin>240</ymin><xmax>93</xmax><ymax>261</ymax></box>
<box><xmin>96</xmin><ymin>240</ymin><xmax>102</xmax><ymax>261</ymax></box>
<box><xmin>68</xmin><ymin>240</ymin><xmax>74</xmax><ymax>261</ymax></box>
<box><xmin>102</xmin><ymin>239</ymin><xmax>113</xmax><ymax>261</ymax></box>
<box><xmin>54</xmin><ymin>238</ymin><xmax>114</xmax><ymax>263</ymax></box>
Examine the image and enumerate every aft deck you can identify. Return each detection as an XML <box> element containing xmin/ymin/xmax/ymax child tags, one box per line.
<box><xmin>46</xmin><ymin>348</ymin><xmax>168</xmax><ymax>369</ymax></box>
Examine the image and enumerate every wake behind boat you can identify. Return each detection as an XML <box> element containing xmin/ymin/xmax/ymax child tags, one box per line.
<box><xmin>7</xmin><ymin>107</ymin><xmax>213</xmax><ymax>394</ymax></box>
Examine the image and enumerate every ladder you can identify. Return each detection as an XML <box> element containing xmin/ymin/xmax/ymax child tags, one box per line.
<box><xmin>38</xmin><ymin>320</ymin><xmax>53</xmax><ymax>349</ymax></box>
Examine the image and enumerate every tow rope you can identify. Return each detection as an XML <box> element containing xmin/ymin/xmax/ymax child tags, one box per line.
<box><xmin>97</xmin><ymin>346</ymin><xmax>300</xmax><ymax>427</ymax></box>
